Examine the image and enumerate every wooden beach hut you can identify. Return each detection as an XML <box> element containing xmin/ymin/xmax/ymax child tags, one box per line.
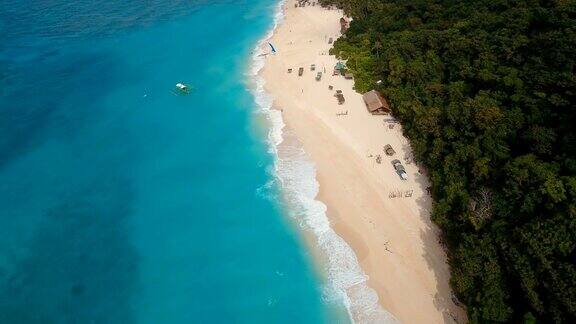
<box><xmin>362</xmin><ymin>90</ymin><xmax>390</xmax><ymax>115</ymax></box>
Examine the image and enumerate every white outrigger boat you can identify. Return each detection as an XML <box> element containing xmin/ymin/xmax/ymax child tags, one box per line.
<box><xmin>174</xmin><ymin>82</ymin><xmax>192</xmax><ymax>95</ymax></box>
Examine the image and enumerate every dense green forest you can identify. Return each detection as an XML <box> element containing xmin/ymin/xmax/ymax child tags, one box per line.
<box><xmin>318</xmin><ymin>0</ymin><xmax>576</xmax><ymax>322</ymax></box>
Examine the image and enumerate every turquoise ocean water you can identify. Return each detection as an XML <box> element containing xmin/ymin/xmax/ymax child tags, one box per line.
<box><xmin>0</xmin><ymin>0</ymin><xmax>352</xmax><ymax>322</ymax></box>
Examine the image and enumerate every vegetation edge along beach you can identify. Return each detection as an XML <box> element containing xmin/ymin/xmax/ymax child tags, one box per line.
<box><xmin>318</xmin><ymin>0</ymin><xmax>576</xmax><ymax>322</ymax></box>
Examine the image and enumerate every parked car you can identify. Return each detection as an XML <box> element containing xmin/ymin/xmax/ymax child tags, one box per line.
<box><xmin>315</xmin><ymin>72</ymin><xmax>322</xmax><ymax>81</ymax></box>
<box><xmin>383</xmin><ymin>144</ymin><xmax>395</xmax><ymax>156</ymax></box>
<box><xmin>310</xmin><ymin>64</ymin><xmax>316</xmax><ymax>71</ymax></box>
<box><xmin>298</xmin><ymin>67</ymin><xmax>304</xmax><ymax>76</ymax></box>
<box><xmin>391</xmin><ymin>159</ymin><xmax>408</xmax><ymax>180</ymax></box>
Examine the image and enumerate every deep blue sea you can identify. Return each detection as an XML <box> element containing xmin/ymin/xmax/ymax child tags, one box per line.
<box><xmin>0</xmin><ymin>0</ymin><xmax>349</xmax><ymax>322</ymax></box>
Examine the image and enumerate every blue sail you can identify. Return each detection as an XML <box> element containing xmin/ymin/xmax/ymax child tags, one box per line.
<box><xmin>268</xmin><ymin>42</ymin><xmax>276</xmax><ymax>53</ymax></box>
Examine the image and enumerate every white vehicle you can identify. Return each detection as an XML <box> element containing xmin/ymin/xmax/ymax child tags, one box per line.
<box><xmin>391</xmin><ymin>159</ymin><xmax>408</xmax><ymax>180</ymax></box>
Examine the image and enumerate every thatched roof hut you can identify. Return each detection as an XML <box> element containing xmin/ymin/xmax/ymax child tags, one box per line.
<box><xmin>362</xmin><ymin>90</ymin><xmax>390</xmax><ymax>115</ymax></box>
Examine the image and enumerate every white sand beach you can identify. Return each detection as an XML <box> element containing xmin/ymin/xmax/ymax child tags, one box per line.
<box><xmin>260</xmin><ymin>1</ymin><xmax>467</xmax><ymax>323</ymax></box>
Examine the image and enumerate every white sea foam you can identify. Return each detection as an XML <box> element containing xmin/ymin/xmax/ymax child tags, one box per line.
<box><xmin>246</xmin><ymin>2</ymin><xmax>398</xmax><ymax>323</ymax></box>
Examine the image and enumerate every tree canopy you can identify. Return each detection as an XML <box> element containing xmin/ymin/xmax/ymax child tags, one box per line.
<box><xmin>320</xmin><ymin>0</ymin><xmax>576</xmax><ymax>322</ymax></box>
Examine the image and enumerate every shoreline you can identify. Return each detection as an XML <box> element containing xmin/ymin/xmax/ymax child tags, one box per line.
<box><xmin>247</xmin><ymin>2</ymin><xmax>394</xmax><ymax>322</ymax></box>
<box><xmin>252</xmin><ymin>0</ymin><xmax>466</xmax><ymax>323</ymax></box>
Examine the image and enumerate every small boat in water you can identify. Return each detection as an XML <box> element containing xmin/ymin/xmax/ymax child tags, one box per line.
<box><xmin>174</xmin><ymin>82</ymin><xmax>192</xmax><ymax>95</ymax></box>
